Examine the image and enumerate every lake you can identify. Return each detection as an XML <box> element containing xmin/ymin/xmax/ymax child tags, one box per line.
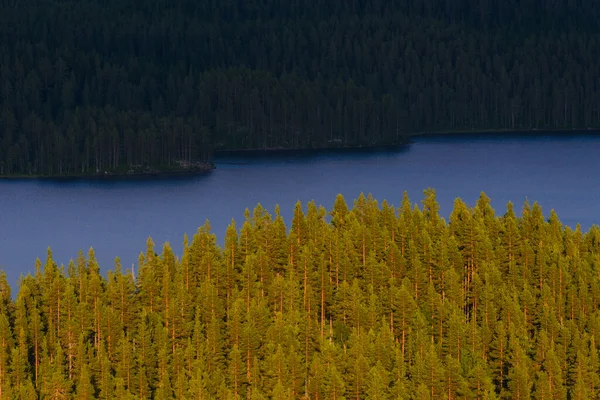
<box><xmin>0</xmin><ymin>132</ymin><xmax>599</xmax><ymax>289</ymax></box>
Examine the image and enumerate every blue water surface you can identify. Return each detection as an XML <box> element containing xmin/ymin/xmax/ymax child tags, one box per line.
<box><xmin>0</xmin><ymin>133</ymin><xmax>598</xmax><ymax>288</ymax></box>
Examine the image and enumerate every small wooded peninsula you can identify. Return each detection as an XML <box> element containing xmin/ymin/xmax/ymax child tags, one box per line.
<box><xmin>1</xmin><ymin>0</ymin><xmax>600</xmax><ymax>176</ymax></box>
<box><xmin>0</xmin><ymin>191</ymin><xmax>599</xmax><ymax>398</ymax></box>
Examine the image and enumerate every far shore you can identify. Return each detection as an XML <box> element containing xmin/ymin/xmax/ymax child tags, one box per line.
<box><xmin>3</xmin><ymin>128</ymin><xmax>599</xmax><ymax>179</ymax></box>
<box><xmin>213</xmin><ymin>141</ymin><xmax>409</xmax><ymax>157</ymax></box>
<box><xmin>214</xmin><ymin>128</ymin><xmax>600</xmax><ymax>156</ymax></box>
<box><xmin>0</xmin><ymin>165</ymin><xmax>215</xmax><ymax>181</ymax></box>
<box><xmin>410</xmin><ymin>127</ymin><xmax>600</xmax><ymax>137</ymax></box>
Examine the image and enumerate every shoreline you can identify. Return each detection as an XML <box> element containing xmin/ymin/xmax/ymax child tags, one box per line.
<box><xmin>410</xmin><ymin>127</ymin><xmax>600</xmax><ymax>137</ymax></box>
<box><xmin>3</xmin><ymin>128</ymin><xmax>599</xmax><ymax>179</ymax></box>
<box><xmin>214</xmin><ymin>128</ymin><xmax>600</xmax><ymax>156</ymax></box>
<box><xmin>213</xmin><ymin>141</ymin><xmax>409</xmax><ymax>157</ymax></box>
<box><xmin>0</xmin><ymin>164</ymin><xmax>215</xmax><ymax>181</ymax></box>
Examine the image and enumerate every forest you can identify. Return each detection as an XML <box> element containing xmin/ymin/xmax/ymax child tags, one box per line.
<box><xmin>0</xmin><ymin>191</ymin><xmax>599</xmax><ymax>398</ymax></box>
<box><xmin>1</xmin><ymin>0</ymin><xmax>600</xmax><ymax>175</ymax></box>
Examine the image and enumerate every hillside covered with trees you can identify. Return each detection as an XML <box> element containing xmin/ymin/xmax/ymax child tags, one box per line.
<box><xmin>0</xmin><ymin>191</ymin><xmax>600</xmax><ymax>398</ymax></box>
<box><xmin>1</xmin><ymin>0</ymin><xmax>600</xmax><ymax>175</ymax></box>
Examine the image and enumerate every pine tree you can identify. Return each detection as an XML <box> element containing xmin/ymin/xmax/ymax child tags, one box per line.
<box><xmin>39</xmin><ymin>340</ymin><xmax>71</xmax><ymax>400</ymax></box>
<box><xmin>154</xmin><ymin>324</ymin><xmax>174</xmax><ymax>400</ymax></box>
<box><xmin>134</xmin><ymin>311</ymin><xmax>155</xmax><ymax>399</ymax></box>
<box><xmin>323</xmin><ymin>363</ymin><xmax>345</xmax><ymax>400</ymax></box>
<box><xmin>9</xmin><ymin>327</ymin><xmax>34</xmax><ymax>400</ymax></box>
<box><xmin>0</xmin><ymin>314</ymin><xmax>13</xmax><ymax>400</ymax></box>
<box><xmin>228</xmin><ymin>344</ymin><xmax>245</xmax><ymax>399</ymax></box>
<box><xmin>96</xmin><ymin>342</ymin><xmax>115</xmax><ymax>400</ymax></box>
<box><xmin>74</xmin><ymin>362</ymin><xmax>94</xmax><ymax>400</ymax></box>
<box><xmin>224</xmin><ymin>220</ymin><xmax>242</xmax><ymax>312</ymax></box>
<box><xmin>138</xmin><ymin>239</ymin><xmax>161</xmax><ymax>315</ymax></box>
<box><xmin>365</xmin><ymin>361</ymin><xmax>390</xmax><ymax>399</ymax></box>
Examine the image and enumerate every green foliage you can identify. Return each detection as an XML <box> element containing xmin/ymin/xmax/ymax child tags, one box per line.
<box><xmin>1</xmin><ymin>1</ymin><xmax>600</xmax><ymax>176</ymax></box>
<box><xmin>2</xmin><ymin>191</ymin><xmax>600</xmax><ymax>398</ymax></box>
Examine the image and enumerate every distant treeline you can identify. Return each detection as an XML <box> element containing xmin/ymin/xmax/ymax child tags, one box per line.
<box><xmin>1</xmin><ymin>0</ymin><xmax>600</xmax><ymax>175</ymax></box>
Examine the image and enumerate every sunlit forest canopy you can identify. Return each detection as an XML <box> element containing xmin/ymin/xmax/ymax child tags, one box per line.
<box><xmin>1</xmin><ymin>191</ymin><xmax>600</xmax><ymax>398</ymax></box>
<box><xmin>1</xmin><ymin>0</ymin><xmax>600</xmax><ymax>175</ymax></box>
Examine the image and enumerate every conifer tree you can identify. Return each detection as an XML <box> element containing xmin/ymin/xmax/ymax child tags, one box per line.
<box><xmin>74</xmin><ymin>362</ymin><xmax>94</xmax><ymax>400</ymax></box>
<box><xmin>0</xmin><ymin>314</ymin><xmax>13</xmax><ymax>400</ymax></box>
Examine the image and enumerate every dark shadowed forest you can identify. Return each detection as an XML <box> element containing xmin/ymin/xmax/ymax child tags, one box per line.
<box><xmin>0</xmin><ymin>192</ymin><xmax>600</xmax><ymax>398</ymax></box>
<box><xmin>1</xmin><ymin>0</ymin><xmax>600</xmax><ymax>175</ymax></box>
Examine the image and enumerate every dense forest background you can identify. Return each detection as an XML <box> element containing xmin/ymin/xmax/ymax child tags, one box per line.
<box><xmin>1</xmin><ymin>0</ymin><xmax>600</xmax><ymax>175</ymax></box>
<box><xmin>1</xmin><ymin>191</ymin><xmax>600</xmax><ymax>398</ymax></box>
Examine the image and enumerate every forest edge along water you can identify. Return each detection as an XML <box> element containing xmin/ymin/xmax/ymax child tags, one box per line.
<box><xmin>2</xmin><ymin>129</ymin><xmax>599</xmax><ymax>179</ymax></box>
<box><xmin>3</xmin><ymin>131</ymin><xmax>600</xmax><ymax>294</ymax></box>
<box><xmin>0</xmin><ymin>160</ymin><xmax>216</xmax><ymax>180</ymax></box>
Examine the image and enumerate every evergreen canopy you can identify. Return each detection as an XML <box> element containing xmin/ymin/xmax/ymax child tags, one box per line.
<box><xmin>0</xmin><ymin>191</ymin><xmax>599</xmax><ymax>398</ymax></box>
<box><xmin>1</xmin><ymin>0</ymin><xmax>600</xmax><ymax>175</ymax></box>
